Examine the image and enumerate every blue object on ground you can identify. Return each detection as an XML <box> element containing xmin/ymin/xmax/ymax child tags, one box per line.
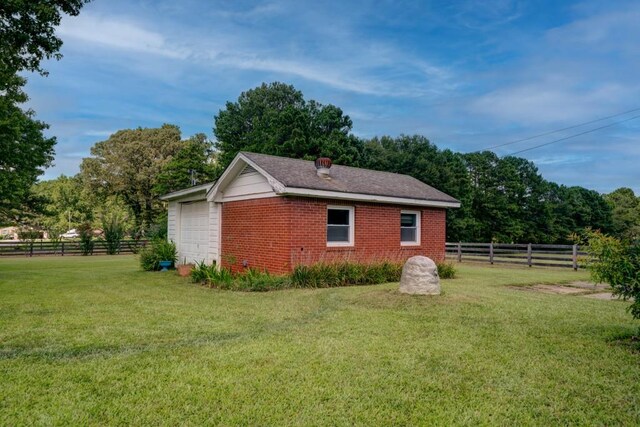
<box><xmin>159</xmin><ymin>261</ymin><xmax>172</xmax><ymax>272</ymax></box>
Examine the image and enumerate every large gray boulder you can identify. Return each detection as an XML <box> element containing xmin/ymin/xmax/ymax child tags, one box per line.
<box><xmin>399</xmin><ymin>256</ymin><xmax>441</xmax><ymax>295</ymax></box>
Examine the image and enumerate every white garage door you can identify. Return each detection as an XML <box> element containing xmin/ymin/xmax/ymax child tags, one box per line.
<box><xmin>179</xmin><ymin>201</ymin><xmax>210</xmax><ymax>264</ymax></box>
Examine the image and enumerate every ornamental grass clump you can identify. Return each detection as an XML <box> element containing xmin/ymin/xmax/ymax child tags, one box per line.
<box><xmin>234</xmin><ymin>268</ymin><xmax>290</xmax><ymax>292</ymax></box>
<box><xmin>78</xmin><ymin>222</ymin><xmax>94</xmax><ymax>256</ymax></box>
<box><xmin>190</xmin><ymin>263</ymin><xmax>286</xmax><ymax>291</ymax></box>
<box><xmin>102</xmin><ymin>213</ymin><xmax>125</xmax><ymax>255</ymax></box>
<box><xmin>290</xmin><ymin>261</ymin><xmax>403</xmax><ymax>288</ymax></box>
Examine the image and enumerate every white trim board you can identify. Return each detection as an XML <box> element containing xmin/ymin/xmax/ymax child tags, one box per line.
<box><xmin>280</xmin><ymin>187</ymin><xmax>460</xmax><ymax>208</ymax></box>
<box><xmin>160</xmin><ymin>183</ymin><xmax>213</xmax><ymax>201</ymax></box>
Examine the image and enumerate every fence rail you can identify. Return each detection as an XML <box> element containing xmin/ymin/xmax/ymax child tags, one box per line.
<box><xmin>0</xmin><ymin>239</ymin><xmax>148</xmax><ymax>257</ymax></box>
<box><xmin>445</xmin><ymin>242</ymin><xmax>586</xmax><ymax>270</ymax></box>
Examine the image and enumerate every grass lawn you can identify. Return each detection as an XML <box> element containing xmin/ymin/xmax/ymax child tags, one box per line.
<box><xmin>1</xmin><ymin>256</ymin><xmax>639</xmax><ymax>425</ymax></box>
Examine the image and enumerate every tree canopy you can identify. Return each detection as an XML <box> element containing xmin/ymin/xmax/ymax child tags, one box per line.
<box><xmin>0</xmin><ymin>0</ymin><xmax>90</xmax><ymax>224</ymax></box>
<box><xmin>80</xmin><ymin>125</ymin><xmax>183</xmax><ymax>232</ymax></box>
<box><xmin>605</xmin><ymin>188</ymin><xmax>640</xmax><ymax>242</ymax></box>
<box><xmin>214</xmin><ymin>82</ymin><xmax>362</xmax><ymax>169</ymax></box>
<box><xmin>0</xmin><ymin>98</ymin><xmax>56</xmax><ymax>223</ymax></box>
<box><xmin>154</xmin><ymin>133</ymin><xmax>221</xmax><ymax>196</ymax></box>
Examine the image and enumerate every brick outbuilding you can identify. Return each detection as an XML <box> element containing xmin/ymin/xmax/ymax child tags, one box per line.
<box><xmin>161</xmin><ymin>152</ymin><xmax>460</xmax><ymax>274</ymax></box>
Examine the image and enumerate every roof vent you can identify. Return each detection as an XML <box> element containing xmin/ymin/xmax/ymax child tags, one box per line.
<box><xmin>314</xmin><ymin>157</ymin><xmax>332</xmax><ymax>178</ymax></box>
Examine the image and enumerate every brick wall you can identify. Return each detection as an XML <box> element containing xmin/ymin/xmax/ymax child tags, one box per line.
<box><xmin>289</xmin><ymin>197</ymin><xmax>446</xmax><ymax>267</ymax></box>
<box><xmin>221</xmin><ymin>196</ymin><xmax>447</xmax><ymax>274</ymax></box>
<box><xmin>221</xmin><ymin>197</ymin><xmax>291</xmax><ymax>274</ymax></box>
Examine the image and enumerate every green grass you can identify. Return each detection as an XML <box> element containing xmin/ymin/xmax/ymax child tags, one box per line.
<box><xmin>1</xmin><ymin>256</ymin><xmax>638</xmax><ymax>425</ymax></box>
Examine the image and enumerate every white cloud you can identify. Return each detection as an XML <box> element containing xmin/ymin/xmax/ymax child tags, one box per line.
<box><xmin>84</xmin><ymin>130</ymin><xmax>115</xmax><ymax>137</ymax></box>
<box><xmin>57</xmin><ymin>10</ymin><xmax>454</xmax><ymax>98</ymax></box>
<box><xmin>470</xmin><ymin>81</ymin><xmax>632</xmax><ymax>124</ymax></box>
<box><xmin>59</xmin><ymin>13</ymin><xmax>188</xmax><ymax>59</ymax></box>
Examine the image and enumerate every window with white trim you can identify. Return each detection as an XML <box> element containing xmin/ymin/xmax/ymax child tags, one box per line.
<box><xmin>327</xmin><ymin>206</ymin><xmax>354</xmax><ymax>246</ymax></box>
<box><xmin>400</xmin><ymin>210</ymin><xmax>420</xmax><ymax>245</ymax></box>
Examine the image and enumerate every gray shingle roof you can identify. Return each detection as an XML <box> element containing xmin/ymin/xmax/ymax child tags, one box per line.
<box><xmin>241</xmin><ymin>152</ymin><xmax>459</xmax><ymax>204</ymax></box>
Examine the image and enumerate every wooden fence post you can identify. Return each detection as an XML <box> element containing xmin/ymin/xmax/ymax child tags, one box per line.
<box><xmin>527</xmin><ymin>243</ymin><xmax>532</xmax><ymax>267</ymax></box>
<box><xmin>489</xmin><ymin>243</ymin><xmax>494</xmax><ymax>265</ymax></box>
<box><xmin>457</xmin><ymin>242</ymin><xmax>462</xmax><ymax>263</ymax></box>
<box><xmin>61</xmin><ymin>242</ymin><xmax>65</xmax><ymax>256</ymax></box>
<box><xmin>572</xmin><ymin>245</ymin><xmax>578</xmax><ymax>271</ymax></box>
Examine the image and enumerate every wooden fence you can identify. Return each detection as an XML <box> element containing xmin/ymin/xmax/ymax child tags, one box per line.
<box><xmin>445</xmin><ymin>242</ymin><xmax>587</xmax><ymax>270</ymax></box>
<box><xmin>0</xmin><ymin>239</ymin><xmax>148</xmax><ymax>257</ymax></box>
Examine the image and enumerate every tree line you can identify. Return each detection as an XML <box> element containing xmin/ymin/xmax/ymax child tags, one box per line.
<box><xmin>14</xmin><ymin>82</ymin><xmax>637</xmax><ymax>244</ymax></box>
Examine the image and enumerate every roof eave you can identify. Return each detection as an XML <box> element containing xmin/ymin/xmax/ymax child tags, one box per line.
<box><xmin>207</xmin><ymin>152</ymin><xmax>286</xmax><ymax>202</ymax></box>
<box><xmin>278</xmin><ymin>187</ymin><xmax>461</xmax><ymax>208</ymax></box>
<box><xmin>159</xmin><ymin>182</ymin><xmax>214</xmax><ymax>201</ymax></box>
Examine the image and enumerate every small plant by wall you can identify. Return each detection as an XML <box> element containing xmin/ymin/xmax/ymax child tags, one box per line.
<box><xmin>189</xmin><ymin>260</ymin><xmax>416</xmax><ymax>291</ymax></box>
<box><xmin>290</xmin><ymin>261</ymin><xmax>403</xmax><ymax>288</ymax></box>
<box><xmin>139</xmin><ymin>239</ymin><xmax>177</xmax><ymax>271</ymax></box>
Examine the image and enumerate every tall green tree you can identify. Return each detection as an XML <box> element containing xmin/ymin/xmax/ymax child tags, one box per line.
<box><xmin>0</xmin><ymin>0</ymin><xmax>90</xmax><ymax>223</ymax></box>
<box><xmin>80</xmin><ymin>125</ymin><xmax>183</xmax><ymax>232</ymax></box>
<box><xmin>0</xmin><ymin>99</ymin><xmax>56</xmax><ymax>223</ymax></box>
<box><xmin>214</xmin><ymin>82</ymin><xmax>362</xmax><ymax>168</ymax></box>
<box><xmin>361</xmin><ymin>135</ymin><xmax>473</xmax><ymax>241</ymax></box>
<box><xmin>154</xmin><ymin>133</ymin><xmax>221</xmax><ymax>195</ymax></box>
<box><xmin>31</xmin><ymin>175</ymin><xmax>93</xmax><ymax>231</ymax></box>
<box><xmin>1</xmin><ymin>0</ymin><xmax>89</xmax><ymax>81</ymax></box>
<box><xmin>605</xmin><ymin>187</ymin><xmax>640</xmax><ymax>241</ymax></box>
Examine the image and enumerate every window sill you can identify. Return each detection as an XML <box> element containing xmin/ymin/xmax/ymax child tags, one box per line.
<box><xmin>326</xmin><ymin>246</ymin><xmax>355</xmax><ymax>251</ymax></box>
<box><xmin>400</xmin><ymin>243</ymin><xmax>421</xmax><ymax>248</ymax></box>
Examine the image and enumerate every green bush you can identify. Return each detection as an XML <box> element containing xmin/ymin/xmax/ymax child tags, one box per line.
<box><xmin>291</xmin><ymin>261</ymin><xmax>403</xmax><ymax>288</ymax></box>
<box><xmin>102</xmin><ymin>213</ymin><xmax>125</xmax><ymax>255</ymax></box>
<box><xmin>78</xmin><ymin>222</ymin><xmax>94</xmax><ymax>256</ymax></box>
<box><xmin>436</xmin><ymin>262</ymin><xmax>457</xmax><ymax>279</ymax></box>
<box><xmin>190</xmin><ymin>263</ymin><xmax>286</xmax><ymax>291</ymax></box>
<box><xmin>583</xmin><ymin>230</ymin><xmax>640</xmax><ymax>320</ymax></box>
<box><xmin>234</xmin><ymin>268</ymin><xmax>289</xmax><ymax>292</ymax></box>
<box><xmin>139</xmin><ymin>239</ymin><xmax>177</xmax><ymax>271</ymax></box>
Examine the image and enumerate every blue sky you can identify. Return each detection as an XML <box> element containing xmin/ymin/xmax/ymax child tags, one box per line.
<box><xmin>25</xmin><ymin>0</ymin><xmax>640</xmax><ymax>193</ymax></box>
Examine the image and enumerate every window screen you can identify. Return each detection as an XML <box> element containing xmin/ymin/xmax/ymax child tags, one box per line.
<box><xmin>401</xmin><ymin>212</ymin><xmax>418</xmax><ymax>243</ymax></box>
<box><xmin>327</xmin><ymin>208</ymin><xmax>352</xmax><ymax>243</ymax></box>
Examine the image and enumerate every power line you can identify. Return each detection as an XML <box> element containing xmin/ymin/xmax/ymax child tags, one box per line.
<box><xmin>505</xmin><ymin>113</ymin><xmax>640</xmax><ymax>156</ymax></box>
<box><xmin>482</xmin><ymin>106</ymin><xmax>640</xmax><ymax>151</ymax></box>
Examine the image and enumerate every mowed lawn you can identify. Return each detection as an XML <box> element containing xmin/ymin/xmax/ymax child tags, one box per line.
<box><xmin>1</xmin><ymin>256</ymin><xmax>639</xmax><ymax>425</ymax></box>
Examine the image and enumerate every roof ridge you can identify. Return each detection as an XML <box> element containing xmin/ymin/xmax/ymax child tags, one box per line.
<box><xmin>241</xmin><ymin>151</ymin><xmax>425</xmax><ymax>181</ymax></box>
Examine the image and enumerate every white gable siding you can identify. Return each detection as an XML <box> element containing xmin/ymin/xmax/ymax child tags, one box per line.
<box><xmin>221</xmin><ymin>171</ymin><xmax>275</xmax><ymax>202</ymax></box>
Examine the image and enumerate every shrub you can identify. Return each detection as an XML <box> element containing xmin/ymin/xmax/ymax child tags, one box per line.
<box><xmin>139</xmin><ymin>239</ymin><xmax>177</xmax><ymax>271</ymax></box>
<box><xmin>78</xmin><ymin>222</ymin><xmax>94</xmax><ymax>256</ymax></box>
<box><xmin>436</xmin><ymin>262</ymin><xmax>457</xmax><ymax>279</ymax></box>
<box><xmin>102</xmin><ymin>213</ymin><xmax>125</xmax><ymax>255</ymax></box>
<box><xmin>583</xmin><ymin>230</ymin><xmax>640</xmax><ymax>320</ymax></box>
<box><xmin>234</xmin><ymin>268</ymin><xmax>290</xmax><ymax>292</ymax></box>
<box><xmin>291</xmin><ymin>261</ymin><xmax>403</xmax><ymax>288</ymax></box>
<box><xmin>190</xmin><ymin>260</ymin><xmax>218</xmax><ymax>283</ymax></box>
<box><xmin>190</xmin><ymin>263</ymin><xmax>286</xmax><ymax>291</ymax></box>
<box><xmin>208</xmin><ymin>267</ymin><xmax>234</xmax><ymax>289</ymax></box>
